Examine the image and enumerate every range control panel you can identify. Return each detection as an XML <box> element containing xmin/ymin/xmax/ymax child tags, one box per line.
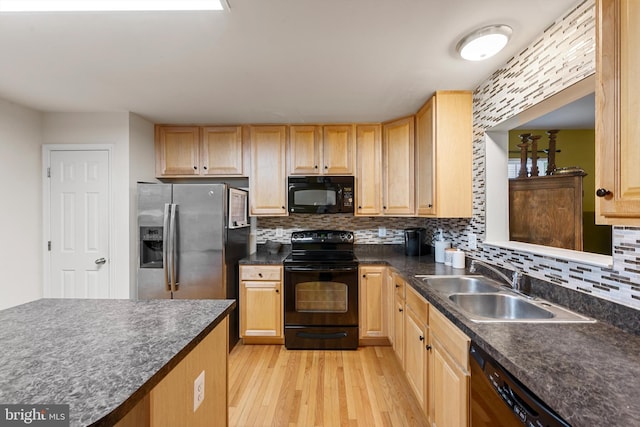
<box><xmin>290</xmin><ymin>230</ymin><xmax>354</xmax><ymax>244</ymax></box>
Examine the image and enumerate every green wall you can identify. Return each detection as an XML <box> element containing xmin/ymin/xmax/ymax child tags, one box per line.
<box><xmin>509</xmin><ymin>129</ymin><xmax>595</xmax><ymax>210</ymax></box>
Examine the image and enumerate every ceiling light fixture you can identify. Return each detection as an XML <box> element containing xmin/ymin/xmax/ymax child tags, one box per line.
<box><xmin>0</xmin><ymin>0</ymin><xmax>229</xmax><ymax>12</ymax></box>
<box><xmin>456</xmin><ymin>25</ymin><xmax>512</xmax><ymax>61</ymax></box>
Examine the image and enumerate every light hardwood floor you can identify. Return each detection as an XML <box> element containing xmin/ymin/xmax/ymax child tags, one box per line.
<box><xmin>228</xmin><ymin>344</ymin><xmax>429</xmax><ymax>427</ymax></box>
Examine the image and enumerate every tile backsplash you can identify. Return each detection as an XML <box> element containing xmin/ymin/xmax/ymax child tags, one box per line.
<box><xmin>256</xmin><ymin>215</ymin><xmax>439</xmax><ymax>244</ymax></box>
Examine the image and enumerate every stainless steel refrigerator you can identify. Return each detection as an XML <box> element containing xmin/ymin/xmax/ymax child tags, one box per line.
<box><xmin>137</xmin><ymin>183</ymin><xmax>249</xmax><ymax>350</ymax></box>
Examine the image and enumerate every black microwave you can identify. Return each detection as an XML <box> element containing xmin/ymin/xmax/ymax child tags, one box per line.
<box><xmin>288</xmin><ymin>176</ymin><xmax>354</xmax><ymax>214</ymax></box>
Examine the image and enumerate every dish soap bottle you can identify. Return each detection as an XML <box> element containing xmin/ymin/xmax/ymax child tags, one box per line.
<box><xmin>434</xmin><ymin>229</ymin><xmax>451</xmax><ymax>263</ymax></box>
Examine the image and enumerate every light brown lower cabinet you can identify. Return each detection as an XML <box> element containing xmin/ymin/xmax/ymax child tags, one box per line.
<box><xmin>388</xmin><ymin>275</ymin><xmax>470</xmax><ymax>427</ymax></box>
<box><xmin>116</xmin><ymin>317</ymin><xmax>229</xmax><ymax>427</ymax></box>
<box><xmin>239</xmin><ymin>265</ymin><xmax>284</xmax><ymax>345</ymax></box>
<box><xmin>359</xmin><ymin>265</ymin><xmax>390</xmax><ymax>345</ymax></box>
<box><xmin>404</xmin><ymin>286</ymin><xmax>429</xmax><ymax>414</ymax></box>
<box><xmin>392</xmin><ymin>272</ymin><xmax>407</xmax><ymax>368</ymax></box>
<box><xmin>428</xmin><ymin>306</ymin><xmax>470</xmax><ymax>427</ymax></box>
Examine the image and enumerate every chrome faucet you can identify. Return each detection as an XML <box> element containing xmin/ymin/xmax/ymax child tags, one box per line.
<box><xmin>469</xmin><ymin>259</ymin><xmax>523</xmax><ymax>291</ymax></box>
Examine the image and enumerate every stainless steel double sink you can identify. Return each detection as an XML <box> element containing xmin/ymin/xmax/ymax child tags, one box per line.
<box><xmin>414</xmin><ymin>275</ymin><xmax>595</xmax><ymax>323</ymax></box>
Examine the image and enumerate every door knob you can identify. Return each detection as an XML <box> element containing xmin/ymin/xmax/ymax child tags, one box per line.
<box><xmin>95</xmin><ymin>257</ymin><xmax>106</xmax><ymax>265</ymax></box>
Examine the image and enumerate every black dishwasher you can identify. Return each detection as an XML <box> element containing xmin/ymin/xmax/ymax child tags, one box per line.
<box><xmin>469</xmin><ymin>343</ymin><xmax>571</xmax><ymax>427</ymax></box>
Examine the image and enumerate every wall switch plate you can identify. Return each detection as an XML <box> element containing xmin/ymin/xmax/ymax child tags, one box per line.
<box><xmin>275</xmin><ymin>227</ymin><xmax>284</xmax><ymax>237</ymax></box>
<box><xmin>469</xmin><ymin>233</ymin><xmax>477</xmax><ymax>250</ymax></box>
<box><xmin>378</xmin><ymin>227</ymin><xmax>386</xmax><ymax>238</ymax></box>
<box><xmin>194</xmin><ymin>370</ymin><xmax>205</xmax><ymax>412</ymax></box>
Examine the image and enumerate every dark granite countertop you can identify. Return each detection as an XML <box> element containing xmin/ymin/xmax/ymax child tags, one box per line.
<box><xmin>0</xmin><ymin>298</ymin><xmax>235</xmax><ymax>427</ymax></box>
<box><xmin>240</xmin><ymin>244</ymin><xmax>640</xmax><ymax>426</ymax></box>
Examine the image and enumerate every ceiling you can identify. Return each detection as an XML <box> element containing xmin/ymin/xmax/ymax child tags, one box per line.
<box><xmin>0</xmin><ymin>0</ymin><xmax>582</xmax><ymax>124</ymax></box>
<box><xmin>516</xmin><ymin>93</ymin><xmax>595</xmax><ymax>130</ymax></box>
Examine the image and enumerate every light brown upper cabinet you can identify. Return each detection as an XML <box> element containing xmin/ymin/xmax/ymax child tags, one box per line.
<box><xmin>249</xmin><ymin>125</ymin><xmax>288</xmax><ymax>216</ymax></box>
<box><xmin>596</xmin><ymin>0</ymin><xmax>640</xmax><ymax>225</ymax></box>
<box><xmin>415</xmin><ymin>91</ymin><xmax>472</xmax><ymax>218</ymax></box>
<box><xmin>289</xmin><ymin>125</ymin><xmax>355</xmax><ymax>175</ymax></box>
<box><xmin>355</xmin><ymin>124</ymin><xmax>382</xmax><ymax>216</ymax></box>
<box><xmin>289</xmin><ymin>125</ymin><xmax>322</xmax><ymax>174</ymax></box>
<box><xmin>382</xmin><ymin>116</ymin><xmax>415</xmax><ymax>216</ymax></box>
<box><xmin>155</xmin><ymin>126</ymin><xmax>201</xmax><ymax>176</ymax></box>
<box><xmin>155</xmin><ymin>125</ymin><xmax>245</xmax><ymax>177</ymax></box>
<box><xmin>201</xmin><ymin>126</ymin><xmax>244</xmax><ymax>176</ymax></box>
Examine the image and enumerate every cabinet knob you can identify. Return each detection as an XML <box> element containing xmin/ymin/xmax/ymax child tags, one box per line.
<box><xmin>203</xmin><ymin>166</ymin><xmax>207</xmax><ymax>170</ymax></box>
<box><xmin>314</xmin><ymin>165</ymin><xmax>318</xmax><ymax>169</ymax></box>
<box><xmin>358</xmin><ymin>206</ymin><xmax>362</xmax><ymax>209</ymax></box>
<box><xmin>281</xmin><ymin>206</ymin><xmax>285</xmax><ymax>209</ymax></box>
<box><xmin>395</xmin><ymin>284</ymin><xmax>400</xmax><ymax>288</ymax></box>
<box><xmin>399</xmin><ymin>308</ymin><xmax>403</xmax><ymax>313</ymax></box>
<box><xmin>419</xmin><ymin>335</ymin><xmax>424</xmax><ymax>341</ymax></box>
<box><xmin>596</xmin><ymin>188</ymin><xmax>612</xmax><ymax>197</ymax></box>
<box><xmin>362</xmin><ymin>274</ymin><xmax>366</xmax><ymax>278</ymax></box>
<box><xmin>258</xmin><ymin>273</ymin><xmax>263</xmax><ymax>278</ymax></box>
<box><xmin>426</xmin><ymin>344</ymin><xmax>432</xmax><ymax>351</ymax></box>
<box><xmin>428</xmin><ymin>204</ymin><xmax>433</xmax><ymax>208</ymax></box>
<box><xmin>193</xmin><ymin>166</ymin><xmax>197</xmax><ymax>170</ymax></box>
<box><xmin>324</xmin><ymin>165</ymin><xmax>328</xmax><ymax>169</ymax></box>
<box><xmin>383</xmin><ymin>206</ymin><xmax>387</xmax><ymax>209</ymax></box>
<box><xmin>275</xmin><ymin>289</ymin><xmax>279</xmax><ymax>293</ymax></box>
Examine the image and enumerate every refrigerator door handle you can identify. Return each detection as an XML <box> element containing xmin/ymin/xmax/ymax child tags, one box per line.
<box><xmin>163</xmin><ymin>203</ymin><xmax>171</xmax><ymax>292</ymax></box>
<box><xmin>169</xmin><ymin>203</ymin><xmax>178</xmax><ymax>293</ymax></box>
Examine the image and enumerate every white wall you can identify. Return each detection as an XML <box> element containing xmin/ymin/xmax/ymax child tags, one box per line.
<box><xmin>128</xmin><ymin>113</ymin><xmax>156</xmax><ymax>298</ymax></box>
<box><xmin>42</xmin><ymin>112</ymin><xmax>132</xmax><ymax>298</ymax></box>
<box><xmin>0</xmin><ymin>99</ymin><xmax>43</xmax><ymax>310</ymax></box>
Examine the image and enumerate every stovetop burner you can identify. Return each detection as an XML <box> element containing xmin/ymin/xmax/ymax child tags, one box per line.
<box><xmin>285</xmin><ymin>230</ymin><xmax>356</xmax><ymax>264</ymax></box>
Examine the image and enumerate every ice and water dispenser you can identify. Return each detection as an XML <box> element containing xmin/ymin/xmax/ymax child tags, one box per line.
<box><xmin>140</xmin><ymin>226</ymin><xmax>163</xmax><ymax>268</ymax></box>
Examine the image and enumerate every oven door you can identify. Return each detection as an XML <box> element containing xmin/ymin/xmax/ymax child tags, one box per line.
<box><xmin>284</xmin><ymin>264</ymin><xmax>358</xmax><ymax>327</ymax></box>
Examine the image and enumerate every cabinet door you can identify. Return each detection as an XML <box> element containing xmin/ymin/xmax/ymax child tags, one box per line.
<box><xmin>431</xmin><ymin>335</ymin><xmax>468</xmax><ymax>427</ymax></box>
<box><xmin>386</xmin><ymin>269</ymin><xmax>396</xmax><ymax>346</ymax></box>
<box><xmin>405</xmin><ymin>305</ymin><xmax>428</xmax><ymax>414</ymax></box>
<box><xmin>415</xmin><ymin>98</ymin><xmax>435</xmax><ymax>215</ymax></box>
<box><xmin>289</xmin><ymin>125</ymin><xmax>321</xmax><ymax>175</ymax></box>
<box><xmin>201</xmin><ymin>126</ymin><xmax>244</xmax><ymax>176</ymax></box>
<box><xmin>355</xmin><ymin>125</ymin><xmax>382</xmax><ymax>216</ymax></box>
<box><xmin>393</xmin><ymin>294</ymin><xmax>405</xmax><ymax>368</ymax></box>
<box><xmin>240</xmin><ymin>280</ymin><xmax>282</xmax><ymax>338</ymax></box>
<box><xmin>415</xmin><ymin>91</ymin><xmax>472</xmax><ymax>218</ymax></box>
<box><xmin>155</xmin><ymin>126</ymin><xmax>200</xmax><ymax>176</ymax></box>
<box><xmin>249</xmin><ymin>126</ymin><xmax>288</xmax><ymax>216</ymax></box>
<box><xmin>323</xmin><ymin>125</ymin><xmax>355</xmax><ymax>174</ymax></box>
<box><xmin>382</xmin><ymin>116</ymin><xmax>415</xmax><ymax>215</ymax></box>
<box><xmin>596</xmin><ymin>0</ymin><xmax>640</xmax><ymax>224</ymax></box>
<box><xmin>359</xmin><ymin>266</ymin><xmax>387</xmax><ymax>340</ymax></box>
<box><xmin>435</xmin><ymin>92</ymin><xmax>473</xmax><ymax>218</ymax></box>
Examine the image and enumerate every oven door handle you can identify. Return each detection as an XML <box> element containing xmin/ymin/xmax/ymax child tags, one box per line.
<box><xmin>285</xmin><ymin>265</ymin><xmax>358</xmax><ymax>273</ymax></box>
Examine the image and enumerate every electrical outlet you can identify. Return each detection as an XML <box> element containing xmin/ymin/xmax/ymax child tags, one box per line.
<box><xmin>378</xmin><ymin>227</ymin><xmax>386</xmax><ymax>238</ymax></box>
<box><xmin>194</xmin><ymin>370</ymin><xmax>205</xmax><ymax>412</ymax></box>
<box><xmin>276</xmin><ymin>227</ymin><xmax>284</xmax><ymax>237</ymax></box>
<box><xmin>469</xmin><ymin>233</ymin><xmax>477</xmax><ymax>250</ymax></box>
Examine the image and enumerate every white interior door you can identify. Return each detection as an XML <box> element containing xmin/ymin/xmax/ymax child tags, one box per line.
<box><xmin>48</xmin><ymin>149</ymin><xmax>110</xmax><ymax>298</ymax></box>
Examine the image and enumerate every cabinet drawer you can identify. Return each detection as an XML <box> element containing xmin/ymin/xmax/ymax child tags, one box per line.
<box><xmin>405</xmin><ymin>285</ymin><xmax>428</xmax><ymax>326</ymax></box>
<box><xmin>429</xmin><ymin>307</ymin><xmax>470</xmax><ymax>372</ymax></box>
<box><xmin>240</xmin><ymin>265</ymin><xmax>282</xmax><ymax>281</ymax></box>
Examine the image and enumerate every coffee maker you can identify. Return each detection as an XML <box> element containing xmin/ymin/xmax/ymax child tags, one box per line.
<box><xmin>404</xmin><ymin>228</ymin><xmax>430</xmax><ymax>256</ymax></box>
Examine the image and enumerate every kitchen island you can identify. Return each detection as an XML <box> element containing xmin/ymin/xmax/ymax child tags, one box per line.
<box><xmin>0</xmin><ymin>298</ymin><xmax>234</xmax><ymax>427</ymax></box>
